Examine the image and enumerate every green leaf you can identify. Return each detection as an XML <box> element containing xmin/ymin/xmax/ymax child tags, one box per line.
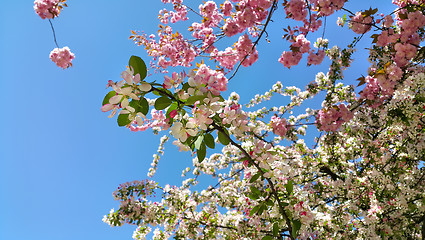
<box><xmin>197</xmin><ymin>142</ymin><xmax>206</xmax><ymax>163</ymax></box>
<box><xmin>248</xmin><ymin>193</ymin><xmax>259</xmax><ymax>200</ymax></box>
<box><xmin>129</xmin><ymin>55</ymin><xmax>147</xmax><ymax>80</ymax></box>
<box><xmin>117</xmin><ymin>114</ymin><xmax>131</xmax><ymax>127</ymax></box>
<box><xmin>186</xmin><ymin>136</ymin><xmax>195</xmax><ymax>147</ymax></box>
<box><xmin>285</xmin><ymin>180</ymin><xmax>293</xmax><ymax>195</ymax></box>
<box><xmin>266</xmin><ymin>199</ymin><xmax>274</xmax><ymax>206</ymax></box>
<box><xmin>291</xmin><ymin>219</ymin><xmax>301</xmax><ymax>238</ymax></box>
<box><xmin>129</xmin><ymin>97</ymin><xmax>149</xmax><ymax>115</ymax></box>
<box><xmin>250</xmin><ymin>173</ymin><xmax>261</xmax><ymax>183</ymax></box>
<box><xmin>154</xmin><ymin>97</ymin><xmax>172</xmax><ymax>110</ymax></box>
<box><xmin>261</xmin><ymin>236</ymin><xmax>273</xmax><ymax>240</ymax></box>
<box><xmin>152</xmin><ymin>90</ymin><xmax>161</xmax><ymax>96</ymax></box>
<box><xmin>185</xmin><ymin>94</ymin><xmax>206</xmax><ymax>106</ymax></box>
<box><xmin>102</xmin><ymin>91</ymin><xmax>116</xmax><ymax>105</ymax></box>
<box><xmin>257</xmin><ymin>203</ymin><xmax>266</xmax><ymax>215</ymax></box>
<box><xmin>139</xmin><ymin>97</ymin><xmax>149</xmax><ymax>115</ymax></box>
<box><xmin>249</xmin><ymin>205</ymin><xmax>260</xmax><ymax>216</ymax></box>
<box><xmin>204</xmin><ymin>133</ymin><xmax>215</xmax><ymax>149</ymax></box>
<box><xmin>218</xmin><ymin>130</ymin><xmax>230</xmax><ymax>145</ymax></box>
<box><xmin>250</xmin><ymin>186</ymin><xmax>261</xmax><ymax>196</ymax></box>
<box><xmin>194</xmin><ymin>135</ymin><xmax>204</xmax><ymax>149</ymax></box>
<box><xmin>273</xmin><ymin>222</ymin><xmax>279</xmax><ymax>236</ymax></box>
<box><xmin>182</xmin><ymin>82</ymin><xmax>190</xmax><ymax>91</ymax></box>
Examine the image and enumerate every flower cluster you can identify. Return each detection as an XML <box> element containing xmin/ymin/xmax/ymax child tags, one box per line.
<box><xmin>279</xmin><ymin>34</ymin><xmax>311</xmax><ymax>68</ymax></box>
<box><xmin>269</xmin><ymin>115</ymin><xmax>288</xmax><ymax>137</ymax></box>
<box><xmin>349</xmin><ymin>11</ymin><xmax>373</xmax><ymax>34</ymax></box>
<box><xmin>34</xmin><ymin>0</ymin><xmax>66</xmax><ymax>19</ymax></box>
<box><xmin>49</xmin><ymin>46</ymin><xmax>74</xmax><ymax>69</ymax></box>
<box><xmin>316</xmin><ymin>104</ymin><xmax>353</xmax><ymax>131</ymax></box>
<box><xmin>101</xmin><ymin>67</ymin><xmax>151</xmax><ymax>119</ymax></box>
<box><xmin>131</xmin><ymin>26</ymin><xmax>197</xmax><ymax>69</ymax></box>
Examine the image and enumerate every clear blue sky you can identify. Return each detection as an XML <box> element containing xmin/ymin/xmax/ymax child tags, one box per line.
<box><xmin>0</xmin><ymin>1</ymin><xmax>393</xmax><ymax>240</ymax></box>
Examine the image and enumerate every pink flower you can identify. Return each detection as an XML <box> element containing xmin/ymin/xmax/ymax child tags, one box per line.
<box><xmin>270</xmin><ymin>116</ymin><xmax>288</xmax><ymax>137</ymax></box>
<box><xmin>163</xmin><ymin>72</ymin><xmax>183</xmax><ymax>89</ymax></box>
<box><xmin>285</xmin><ymin>0</ymin><xmax>307</xmax><ymax>21</ymax></box>
<box><xmin>316</xmin><ymin>104</ymin><xmax>353</xmax><ymax>131</ymax></box>
<box><xmin>350</xmin><ymin>12</ymin><xmax>373</xmax><ymax>34</ymax></box>
<box><xmin>310</xmin><ymin>0</ymin><xmax>345</xmax><ymax>16</ymax></box>
<box><xmin>223</xmin><ymin>18</ymin><xmax>241</xmax><ymax>37</ymax></box>
<box><xmin>221</xmin><ymin>0</ymin><xmax>233</xmax><ymax>16</ymax></box>
<box><xmin>34</xmin><ymin>0</ymin><xmax>64</xmax><ymax>19</ymax></box>
<box><xmin>49</xmin><ymin>47</ymin><xmax>75</xmax><ymax>69</ymax></box>
<box><xmin>278</xmin><ymin>51</ymin><xmax>302</xmax><ymax>69</ymax></box>
<box><xmin>307</xmin><ymin>50</ymin><xmax>326</xmax><ymax>65</ymax></box>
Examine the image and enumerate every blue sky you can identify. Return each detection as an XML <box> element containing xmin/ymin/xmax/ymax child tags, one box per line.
<box><xmin>0</xmin><ymin>1</ymin><xmax>393</xmax><ymax>240</ymax></box>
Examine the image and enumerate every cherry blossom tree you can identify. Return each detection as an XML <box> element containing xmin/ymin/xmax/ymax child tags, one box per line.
<box><xmin>36</xmin><ymin>0</ymin><xmax>425</xmax><ymax>239</ymax></box>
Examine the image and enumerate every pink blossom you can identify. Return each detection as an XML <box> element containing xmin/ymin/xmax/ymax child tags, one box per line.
<box><xmin>199</xmin><ymin>1</ymin><xmax>222</xmax><ymax>27</ymax></box>
<box><xmin>307</xmin><ymin>50</ymin><xmax>326</xmax><ymax>65</ymax></box>
<box><xmin>211</xmin><ymin>47</ymin><xmax>239</xmax><ymax>70</ymax></box>
<box><xmin>270</xmin><ymin>116</ymin><xmax>288</xmax><ymax>137</ymax></box>
<box><xmin>376</xmin><ymin>29</ymin><xmax>399</xmax><ymax>47</ymax></box>
<box><xmin>400</xmin><ymin>11</ymin><xmax>425</xmax><ymax>37</ymax></box>
<box><xmin>310</xmin><ymin>0</ymin><xmax>346</xmax><ymax>16</ymax></box>
<box><xmin>360</xmin><ymin>76</ymin><xmax>380</xmax><ymax>101</ymax></box>
<box><xmin>383</xmin><ymin>15</ymin><xmax>394</xmax><ymax>28</ymax></box>
<box><xmin>187</xmin><ymin>64</ymin><xmax>228</xmax><ymax>96</ymax></box>
<box><xmin>350</xmin><ymin>11</ymin><xmax>373</xmax><ymax>34</ymax></box>
<box><xmin>394</xmin><ymin>43</ymin><xmax>417</xmax><ymax>67</ymax></box>
<box><xmin>316</xmin><ymin>104</ymin><xmax>353</xmax><ymax>131</ymax></box>
<box><xmin>163</xmin><ymin>72</ymin><xmax>183</xmax><ymax>89</ymax></box>
<box><xmin>235</xmin><ymin>34</ymin><xmax>259</xmax><ymax>67</ymax></box>
<box><xmin>292</xmin><ymin>34</ymin><xmax>311</xmax><ymax>53</ymax></box>
<box><xmin>49</xmin><ymin>47</ymin><xmax>75</xmax><ymax>69</ymax></box>
<box><xmin>223</xmin><ymin>18</ymin><xmax>241</xmax><ymax>37</ymax></box>
<box><xmin>285</xmin><ymin>0</ymin><xmax>307</xmax><ymax>21</ymax></box>
<box><xmin>221</xmin><ymin>1</ymin><xmax>233</xmax><ymax>16</ymax></box>
<box><xmin>278</xmin><ymin>51</ymin><xmax>302</xmax><ymax>69</ymax></box>
<box><xmin>34</xmin><ymin>0</ymin><xmax>62</xmax><ymax>19</ymax></box>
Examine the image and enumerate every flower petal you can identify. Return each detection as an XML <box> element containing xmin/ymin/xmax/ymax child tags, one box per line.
<box><xmin>101</xmin><ymin>104</ymin><xmax>114</xmax><ymax>112</ymax></box>
<box><xmin>109</xmin><ymin>95</ymin><xmax>123</xmax><ymax>105</ymax></box>
<box><xmin>139</xmin><ymin>82</ymin><xmax>152</xmax><ymax>92</ymax></box>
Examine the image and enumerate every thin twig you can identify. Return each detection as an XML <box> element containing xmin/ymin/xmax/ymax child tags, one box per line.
<box><xmin>228</xmin><ymin>0</ymin><xmax>279</xmax><ymax>81</ymax></box>
<box><xmin>48</xmin><ymin>19</ymin><xmax>60</xmax><ymax>48</ymax></box>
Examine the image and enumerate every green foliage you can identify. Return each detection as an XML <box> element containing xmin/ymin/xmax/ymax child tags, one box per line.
<box><xmin>249</xmin><ymin>186</ymin><xmax>261</xmax><ymax>200</ymax></box>
<box><xmin>250</xmin><ymin>172</ymin><xmax>261</xmax><ymax>183</ymax></box>
<box><xmin>155</xmin><ymin>96</ymin><xmax>172</xmax><ymax>110</ymax></box>
<box><xmin>117</xmin><ymin>114</ymin><xmax>131</xmax><ymax>127</ymax></box>
<box><xmin>130</xmin><ymin>97</ymin><xmax>149</xmax><ymax>115</ymax></box>
<box><xmin>197</xmin><ymin>142</ymin><xmax>206</xmax><ymax>162</ymax></box>
<box><xmin>272</xmin><ymin>222</ymin><xmax>279</xmax><ymax>237</ymax></box>
<box><xmin>185</xmin><ymin>94</ymin><xmax>206</xmax><ymax>106</ymax></box>
<box><xmin>102</xmin><ymin>91</ymin><xmax>116</xmax><ymax>105</ymax></box>
<box><xmin>204</xmin><ymin>133</ymin><xmax>215</xmax><ymax>149</ymax></box>
<box><xmin>218</xmin><ymin>129</ymin><xmax>230</xmax><ymax>145</ymax></box>
<box><xmin>129</xmin><ymin>55</ymin><xmax>147</xmax><ymax>80</ymax></box>
<box><xmin>291</xmin><ymin>219</ymin><xmax>301</xmax><ymax>238</ymax></box>
<box><xmin>285</xmin><ymin>180</ymin><xmax>294</xmax><ymax>195</ymax></box>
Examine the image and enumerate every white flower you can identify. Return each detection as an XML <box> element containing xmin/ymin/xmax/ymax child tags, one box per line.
<box><xmin>170</xmin><ymin>121</ymin><xmax>197</xmax><ymax>142</ymax></box>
